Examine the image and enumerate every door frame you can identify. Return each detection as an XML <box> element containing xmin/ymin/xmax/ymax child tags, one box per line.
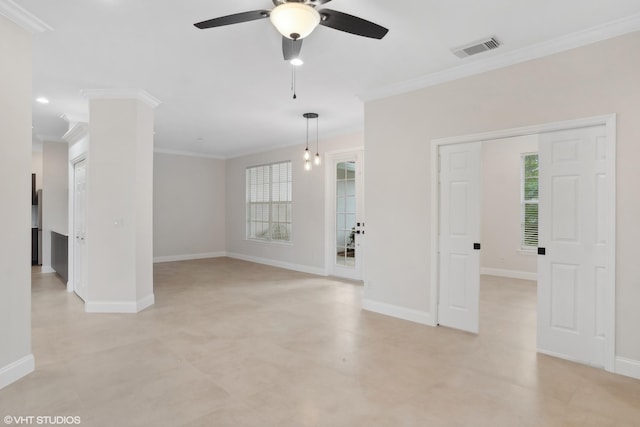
<box><xmin>429</xmin><ymin>114</ymin><xmax>616</xmax><ymax>372</ymax></box>
<box><xmin>324</xmin><ymin>146</ymin><xmax>365</xmax><ymax>279</ymax></box>
<box><xmin>68</xmin><ymin>153</ymin><xmax>88</xmax><ymax>296</ymax></box>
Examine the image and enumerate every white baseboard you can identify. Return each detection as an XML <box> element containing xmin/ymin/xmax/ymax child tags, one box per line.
<box><xmin>85</xmin><ymin>294</ymin><xmax>155</xmax><ymax>314</ymax></box>
<box><xmin>136</xmin><ymin>294</ymin><xmax>155</xmax><ymax>312</ymax></box>
<box><xmin>481</xmin><ymin>267</ymin><xmax>537</xmax><ymax>281</ymax></box>
<box><xmin>0</xmin><ymin>354</ymin><xmax>34</xmax><ymax>390</ymax></box>
<box><xmin>362</xmin><ymin>298</ymin><xmax>435</xmax><ymax>327</ymax></box>
<box><xmin>615</xmin><ymin>356</ymin><xmax>640</xmax><ymax>380</ymax></box>
<box><xmin>226</xmin><ymin>252</ymin><xmax>326</xmax><ymax>276</ymax></box>
<box><xmin>40</xmin><ymin>265</ymin><xmax>55</xmax><ymax>274</ymax></box>
<box><xmin>153</xmin><ymin>252</ymin><xmax>227</xmax><ymax>263</ymax></box>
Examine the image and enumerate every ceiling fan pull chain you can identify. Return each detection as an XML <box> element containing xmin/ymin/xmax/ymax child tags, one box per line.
<box><xmin>291</xmin><ymin>65</ymin><xmax>297</xmax><ymax>99</ymax></box>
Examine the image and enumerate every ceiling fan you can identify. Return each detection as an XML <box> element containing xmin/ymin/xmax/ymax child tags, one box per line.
<box><xmin>194</xmin><ymin>0</ymin><xmax>389</xmax><ymax>62</ymax></box>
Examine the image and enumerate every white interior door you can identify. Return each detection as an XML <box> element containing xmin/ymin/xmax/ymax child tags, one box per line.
<box><xmin>537</xmin><ymin>125</ymin><xmax>609</xmax><ymax>367</ymax></box>
<box><xmin>438</xmin><ymin>142</ymin><xmax>481</xmax><ymax>333</ymax></box>
<box><xmin>329</xmin><ymin>150</ymin><xmax>364</xmax><ymax>280</ymax></box>
<box><xmin>73</xmin><ymin>159</ymin><xmax>87</xmax><ymax>301</ymax></box>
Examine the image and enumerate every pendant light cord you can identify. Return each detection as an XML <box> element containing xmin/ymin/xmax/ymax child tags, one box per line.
<box><xmin>305</xmin><ymin>115</ymin><xmax>309</xmax><ymax>150</ymax></box>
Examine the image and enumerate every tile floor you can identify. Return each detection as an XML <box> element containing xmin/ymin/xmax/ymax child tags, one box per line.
<box><xmin>1</xmin><ymin>258</ymin><xmax>639</xmax><ymax>426</ymax></box>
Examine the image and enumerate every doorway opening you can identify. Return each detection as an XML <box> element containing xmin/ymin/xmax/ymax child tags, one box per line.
<box><xmin>479</xmin><ymin>135</ymin><xmax>539</xmax><ymax>353</ymax></box>
<box><xmin>430</xmin><ymin>115</ymin><xmax>616</xmax><ymax>373</ymax></box>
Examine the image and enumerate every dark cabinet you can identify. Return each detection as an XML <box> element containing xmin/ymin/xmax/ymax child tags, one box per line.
<box><xmin>31</xmin><ymin>228</ymin><xmax>38</xmax><ymax>265</ymax></box>
<box><xmin>32</xmin><ymin>173</ymin><xmax>37</xmax><ymax>205</ymax></box>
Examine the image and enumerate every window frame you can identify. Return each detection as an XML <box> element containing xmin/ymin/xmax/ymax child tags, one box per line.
<box><xmin>245</xmin><ymin>161</ymin><xmax>293</xmax><ymax>244</ymax></box>
<box><xmin>520</xmin><ymin>152</ymin><xmax>539</xmax><ymax>251</ymax></box>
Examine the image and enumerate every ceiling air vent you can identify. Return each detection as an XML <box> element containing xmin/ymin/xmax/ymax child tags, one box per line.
<box><xmin>452</xmin><ymin>37</ymin><xmax>501</xmax><ymax>58</ymax></box>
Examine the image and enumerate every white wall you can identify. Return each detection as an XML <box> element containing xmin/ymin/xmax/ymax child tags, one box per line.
<box><xmin>0</xmin><ymin>16</ymin><xmax>34</xmax><ymax>389</ymax></box>
<box><xmin>42</xmin><ymin>142</ymin><xmax>69</xmax><ymax>270</ymax></box>
<box><xmin>225</xmin><ymin>133</ymin><xmax>363</xmax><ymax>273</ymax></box>
<box><xmin>153</xmin><ymin>153</ymin><xmax>226</xmax><ymax>261</ymax></box>
<box><xmin>364</xmin><ymin>32</ymin><xmax>640</xmax><ymax>363</ymax></box>
<box><xmin>481</xmin><ymin>135</ymin><xmax>538</xmax><ymax>278</ymax></box>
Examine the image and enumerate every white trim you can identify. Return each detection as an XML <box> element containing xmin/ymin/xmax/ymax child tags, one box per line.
<box><xmin>81</xmin><ymin>89</ymin><xmax>161</xmax><ymax>109</ymax></box>
<box><xmin>226</xmin><ymin>252</ymin><xmax>326</xmax><ymax>276</ymax></box>
<box><xmin>60</xmin><ymin>113</ymin><xmax>89</xmax><ymax>127</ymax></box>
<box><xmin>62</xmin><ymin>122</ymin><xmax>89</xmax><ymax>145</ymax></box>
<box><xmin>85</xmin><ymin>294</ymin><xmax>155</xmax><ymax>314</ymax></box>
<box><xmin>0</xmin><ymin>0</ymin><xmax>52</xmax><ymax>33</ymax></box>
<box><xmin>0</xmin><ymin>354</ymin><xmax>34</xmax><ymax>390</ymax></box>
<box><xmin>360</xmin><ymin>14</ymin><xmax>640</xmax><ymax>102</ymax></box>
<box><xmin>430</xmin><ymin>114</ymin><xmax>616</xmax><ymax>373</ymax></box>
<box><xmin>362</xmin><ymin>299</ymin><xmax>435</xmax><ymax>326</ymax></box>
<box><xmin>615</xmin><ymin>357</ymin><xmax>640</xmax><ymax>380</ymax></box>
<box><xmin>136</xmin><ymin>294</ymin><xmax>155</xmax><ymax>312</ymax></box>
<box><xmin>153</xmin><ymin>252</ymin><xmax>226</xmax><ymax>263</ymax></box>
<box><xmin>153</xmin><ymin>148</ymin><xmax>225</xmax><ymax>160</ymax></box>
<box><xmin>480</xmin><ymin>268</ymin><xmax>537</xmax><ymax>281</ymax></box>
<box><xmin>39</xmin><ymin>265</ymin><xmax>55</xmax><ymax>274</ymax></box>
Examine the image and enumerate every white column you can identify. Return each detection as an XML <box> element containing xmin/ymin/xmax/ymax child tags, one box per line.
<box><xmin>83</xmin><ymin>89</ymin><xmax>160</xmax><ymax>313</ymax></box>
<box><xmin>0</xmin><ymin>14</ymin><xmax>36</xmax><ymax>389</ymax></box>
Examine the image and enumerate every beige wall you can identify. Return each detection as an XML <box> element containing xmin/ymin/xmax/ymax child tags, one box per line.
<box><xmin>86</xmin><ymin>98</ymin><xmax>154</xmax><ymax>310</ymax></box>
<box><xmin>42</xmin><ymin>142</ymin><xmax>69</xmax><ymax>270</ymax></box>
<box><xmin>225</xmin><ymin>133</ymin><xmax>363</xmax><ymax>272</ymax></box>
<box><xmin>0</xmin><ymin>16</ymin><xmax>33</xmax><ymax>388</ymax></box>
<box><xmin>153</xmin><ymin>153</ymin><xmax>226</xmax><ymax>260</ymax></box>
<box><xmin>481</xmin><ymin>135</ymin><xmax>538</xmax><ymax>275</ymax></box>
<box><xmin>365</xmin><ymin>31</ymin><xmax>640</xmax><ymax>361</ymax></box>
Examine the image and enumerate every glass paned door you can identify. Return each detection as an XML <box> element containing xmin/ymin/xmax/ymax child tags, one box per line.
<box><xmin>328</xmin><ymin>150</ymin><xmax>363</xmax><ymax>281</ymax></box>
<box><xmin>336</xmin><ymin>161</ymin><xmax>357</xmax><ymax>266</ymax></box>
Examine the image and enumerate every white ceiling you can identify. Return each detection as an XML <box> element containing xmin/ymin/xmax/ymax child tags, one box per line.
<box><xmin>11</xmin><ymin>0</ymin><xmax>640</xmax><ymax>158</ymax></box>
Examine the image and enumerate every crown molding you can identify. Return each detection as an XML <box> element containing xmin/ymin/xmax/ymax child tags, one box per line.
<box><xmin>0</xmin><ymin>0</ymin><xmax>53</xmax><ymax>33</ymax></box>
<box><xmin>360</xmin><ymin>13</ymin><xmax>640</xmax><ymax>102</ymax></box>
<box><xmin>34</xmin><ymin>134</ymin><xmax>65</xmax><ymax>143</ymax></box>
<box><xmin>81</xmin><ymin>88</ymin><xmax>161</xmax><ymax>109</ymax></box>
<box><xmin>153</xmin><ymin>147</ymin><xmax>226</xmax><ymax>160</ymax></box>
<box><xmin>60</xmin><ymin>113</ymin><xmax>88</xmax><ymax>126</ymax></box>
<box><xmin>63</xmin><ymin>122</ymin><xmax>89</xmax><ymax>144</ymax></box>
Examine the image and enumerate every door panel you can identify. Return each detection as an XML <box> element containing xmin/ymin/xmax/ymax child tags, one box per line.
<box><xmin>330</xmin><ymin>151</ymin><xmax>364</xmax><ymax>280</ymax></box>
<box><xmin>438</xmin><ymin>142</ymin><xmax>481</xmax><ymax>333</ymax></box>
<box><xmin>73</xmin><ymin>160</ymin><xmax>87</xmax><ymax>301</ymax></box>
<box><xmin>538</xmin><ymin>125</ymin><xmax>607</xmax><ymax>367</ymax></box>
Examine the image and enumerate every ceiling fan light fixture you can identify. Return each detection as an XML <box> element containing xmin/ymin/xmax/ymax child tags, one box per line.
<box><xmin>270</xmin><ymin>3</ymin><xmax>320</xmax><ymax>40</ymax></box>
<box><xmin>290</xmin><ymin>57</ymin><xmax>304</xmax><ymax>66</ymax></box>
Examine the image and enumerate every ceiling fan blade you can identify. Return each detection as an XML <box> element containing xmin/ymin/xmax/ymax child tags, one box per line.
<box><xmin>194</xmin><ymin>10</ymin><xmax>269</xmax><ymax>29</ymax></box>
<box><xmin>282</xmin><ymin>37</ymin><xmax>303</xmax><ymax>61</ymax></box>
<box><xmin>309</xmin><ymin>0</ymin><xmax>333</xmax><ymax>5</ymax></box>
<box><xmin>318</xmin><ymin>9</ymin><xmax>388</xmax><ymax>39</ymax></box>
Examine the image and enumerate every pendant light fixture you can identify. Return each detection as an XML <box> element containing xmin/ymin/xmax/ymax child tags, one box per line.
<box><xmin>303</xmin><ymin>112</ymin><xmax>319</xmax><ymax>171</ymax></box>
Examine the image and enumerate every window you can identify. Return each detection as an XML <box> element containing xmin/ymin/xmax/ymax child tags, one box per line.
<box><xmin>246</xmin><ymin>161</ymin><xmax>292</xmax><ymax>242</ymax></box>
<box><xmin>521</xmin><ymin>153</ymin><xmax>539</xmax><ymax>249</ymax></box>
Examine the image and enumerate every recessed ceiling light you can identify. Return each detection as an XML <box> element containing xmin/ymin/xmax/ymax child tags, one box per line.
<box><xmin>290</xmin><ymin>58</ymin><xmax>304</xmax><ymax>66</ymax></box>
<box><xmin>36</xmin><ymin>97</ymin><xmax>49</xmax><ymax>104</ymax></box>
